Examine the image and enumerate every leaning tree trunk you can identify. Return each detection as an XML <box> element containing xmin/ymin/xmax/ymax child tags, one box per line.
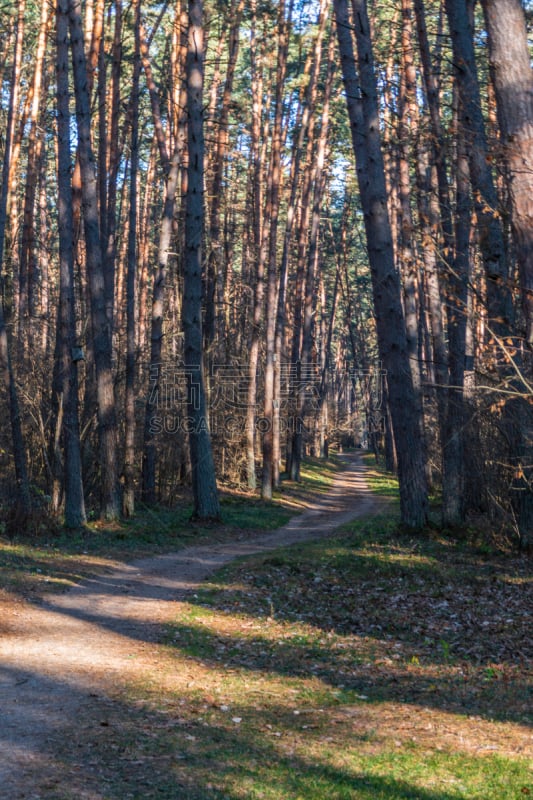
<box><xmin>334</xmin><ymin>0</ymin><xmax>428</xmax><ymax>528</ymax></box>
<box><xmin>183</xmin><ymin>0</ymin><xmax>220</xmax><ymax>520</ymax></box>
<box><xmin>444</xmin><ymin>0</ymin><xmax>510</xmax><ymax>331</ymax></box>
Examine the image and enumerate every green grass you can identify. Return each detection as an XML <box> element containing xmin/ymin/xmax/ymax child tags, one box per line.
<box><xmin>0</xmin><ymin>456</ymin><xmax>344</xmax><ymax>599</ymax></box>
<box><xmin>0</xmin><ymin>497</ymin><xmax>292</xmax><ymax>599</ymax></box>
<box><xmin>127</xmin><ymin>456</ymin><xmax>530</xmax><ymax>799</ymax></box>
<box><xmin>61</xmin><ymin>542</ymin><xmax>531</xmax><ymax>800</ymax></box>
<box><xmin>361</xmin><ymin>451</ymin><xmax>401</xmax><ymax>499</ymax></box>
<box><xmin>3</xmin><ymin>454</ymin><xmax>531</xmax><ymax>798</ymax></box>
<box><xmin>52</xmin><ymin>694</ymin><xmax>531</xmax><ymax>799</ymax></box>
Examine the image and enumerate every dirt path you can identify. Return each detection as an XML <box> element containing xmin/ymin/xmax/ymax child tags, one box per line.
<box><xmin>0</xmin><ymin>454</ymin><xmax>384</xmax><ymax>798</ymax></box>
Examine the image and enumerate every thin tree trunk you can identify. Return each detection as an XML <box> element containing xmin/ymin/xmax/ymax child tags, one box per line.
<box><xmin>444</xmin><ymin>0</ymin><xmax>510</xmax><ymax>330</ymax></box>
<box><xmin>103</xmin><ymin>0</ymin><xmax>123</xmax><ymax>336</ymax></box>
<box><xmin>244</xmin><ymin>0</ymin><xmax>265</xmax><ymax>490</ymax></box>
<box><xmin>141</xmin><ymin>2</ymin><xmax>187</xmax><ymax>504</ymax></box>
<box><xmin>204</xmin><ymin>0</ymin><xmax>245</xmax><ymax>348</ymax></box>
<box><xmin>272</xmin><ymin>43</ymin><xmax>316</xmax><ymax>485</ymax></box>
<box><xmin>123</xmin><ymin>0</ymin><xmax>141</xmax><ymax>517</ymax></box>
<box><xmin>19</xmin><ymin>0</ymin><xmax>50</xmax><ymax>338</ymax></box>
<box><xmin>38</xmin><ymin>150</ymin><xmax>51</xmax><ymax>358</ymax></box>
<box><xmin>137</xmin><ymin>140</ymin><xmax>158</xmax><ymax>357</ymax></box>
<box><xmin>262</xmin><ymin>0</ymin><xmax>293</xmax><ymax>500</ymax></box>
<box><xmin>0</xmin><ymin>0</ymin><xmax>30</xmax><ymax>510</ymax></box>
<box><xmin>442</xmin><ymin>117</ymin><xmax>470</xmax><ymax>526</ymax></box>
<box><xmin>183</xmin><ymin>0</ymin><xmax>220</xmax><ymax>520</ymax></box>
<box><xmin>53</xmin><ymin>0</ymin><xmax>86</xmax><ymax>527</ymax></box>
<box><xmin>68</xmin><ymin>0</ymin><xmax>120</xmax><ymax>520</ymax></box>
<box><xmin>290</xmin><ymin>27</ymin><xmax>334</xmax><ymax>480</ymax></box>
<box><xmin>397</xmin><ymin>0</ymin><xmax>423</xmax><ymax>404</ymax></box>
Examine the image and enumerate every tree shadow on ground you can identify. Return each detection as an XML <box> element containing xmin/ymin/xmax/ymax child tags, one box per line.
<box><xmin>0</xmin><ymin>664</ymin><xmax>519</xmax><ymax>800</ymax></box>
<box><xmin>165</xmin><ymin>616</ymin><xmax>532</xmax><ymax>727</ymax></box>
<box><xmin>30</xmin><ymin>527</ymin><xmax>532</xmax><ymax>730</ymax></box>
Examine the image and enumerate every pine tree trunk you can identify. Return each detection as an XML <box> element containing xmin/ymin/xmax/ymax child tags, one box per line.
<box><xmin>123</xmin><ymin>0</ymin><xmax>141</xmax><ymax>518</ymax></box>
<box><xmin>103</xmin><ymin>0</ymin><xmax>123</xmax><ymax>339</ymax></box>
<box><xmin>205</xmin><ymin>0</ymin><xmax>245</xmax><ymax>349</ymax></box>
<box><xmin>262</xmin><ymin>0</ymin><xmax>292</xmax><ymax>500</ymax></box>
<box><xmin>481</xmin><ymin>0</ymin><xmax>533</xmax><ymax>546</ymax></box>
<box><xmin>141</xmin><ymin>6</ymin><xmax>187</xmax><ymax>504</ymax></box>
<box><xmin>0</xmin><ymin>0</ymin><xmax>30</xmax><ymax>511</ymax></box>
<box><xmin>244</xmin><ymin>0</ymin><xmax>265</xmax><ymax>490</ymax></box>
<box><xmin>54</xmin><ymin>0</ymin><xmax>86</xmax><ymax>528</ymax></box>
<box><xmin>442</xmin><ymin>126</ymin><xmax>470</xmax><ymax>526</ymax></box>
<box><xmin>184</xmin><ymin>0</ymin><xmax>220</xmax><ymax>520</ymax></box>
<box><xmin>290</xmin><ymin>29</ymin><xmax>333</xmax><ymax>480</ymax></box>
<box><xmin>19</xmin><ymin>0</ymin><xmax>50</xmax><ymax>339</ymax></box>
<box><xmin>68</xmin><ymin>0</ymin><xmax>120</xmax><ymax>520</ymax></box>
<box><xmin>334</xmin><ymin>0</ymin><xmax>428</xmax><ymax>528</ymax></box>
<box><xmin>444</xmin><ymin>0</ymin><xmax>510</xmax><ymax>329</ymax></box>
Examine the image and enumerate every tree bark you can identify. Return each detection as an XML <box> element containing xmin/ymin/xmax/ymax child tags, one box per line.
<box><xmin>19</xmin><ymin>0</ymin><xmax>51</xmax><ymax>335</ymax></box>
<box><xmin>141</xmin><ymin>3</ymin><xmax>188</xmax><ymax>504</ymax></box>
<box><xmin>334</xmin><ymin>0</ymin><xmax>428</xmax><ymax>528</ymax></box>
<box><xmin>0</xmin><ymin>0</ymin><xmax>30</xmax><ymax>510</ymax></box>
<box><xmin>481</xmin><ymin>0</ymin><xmax>533</xmax><ymax>545</ymax></box>
<box><xmin>481</xmin><ymin>0</ymin><xmax>533</xmax><ymax>347</ymax></box>
<box><xmin>68</xmin><ymin>0</ymin><xmax>120</xmax><ymax>520</ymax></box>
<box><xmin>184</xmin><ymin>0</ymin><xmax>220</xmax><ymax>520</ymax></box>
<box><xmin>123</xmin><ymin>0</ymin><xmax>141</xmax><ymax>517</ymax></box>
<box><xmin>204</xmin><ymin>0</ymin><xmax>245</xmax><ymax>349</ymax></box>
<box><xmin>53</xmin><ymin>0</ymin><xmax>86</xmax><ymax>527</ymax></box>
<box><xmin>444</xmin><ymin>0</ymin><xmax>510</xmax><ymax>331</ymax></box>
<box><xmin>262</xmin><ymin>0</ymin><xmax>293</xmax><ymax>500</ymax></box>
<box><xmin>290</xmin><ymin>24</ymin><xmax>334</xmax><ymax>481</ymax></box>
<box><xmin>244</xmin><ymin>0</ymin><xmax>265</xmax><ymax>490</ymax></box>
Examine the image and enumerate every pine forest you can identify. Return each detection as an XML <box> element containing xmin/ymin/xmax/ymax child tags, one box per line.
<box><xmin>0</xmin><ymin>0</ymin><xmax>532</xmax><ymax>548</ymax></box>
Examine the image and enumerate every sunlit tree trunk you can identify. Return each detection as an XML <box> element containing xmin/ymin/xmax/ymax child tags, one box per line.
<box><xmin>290</xmin><ymin>25</ymin><xmax>333</xmax><ymax>481</ymax></box>
<box><xmin>104</xmin><ymin>0</ymin><xmax>123</xmax><ymax>338</ymax></box>
<box><xmin>19</xmin><ymin>0</ymin><xmax>51</xmax><ymax>339</ymax></box>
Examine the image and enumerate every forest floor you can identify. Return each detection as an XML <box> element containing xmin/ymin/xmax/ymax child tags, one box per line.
<box><xmin>0</xmin><ymin>455</ymin><xmax>531</xmax><ymax>799</ymax></box>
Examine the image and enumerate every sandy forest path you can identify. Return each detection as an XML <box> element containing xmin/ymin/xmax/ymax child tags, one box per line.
<box><xmin>0</xmin><ymin>454</ymin><xmax>385</xmax><ymax>798</ymax></box>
